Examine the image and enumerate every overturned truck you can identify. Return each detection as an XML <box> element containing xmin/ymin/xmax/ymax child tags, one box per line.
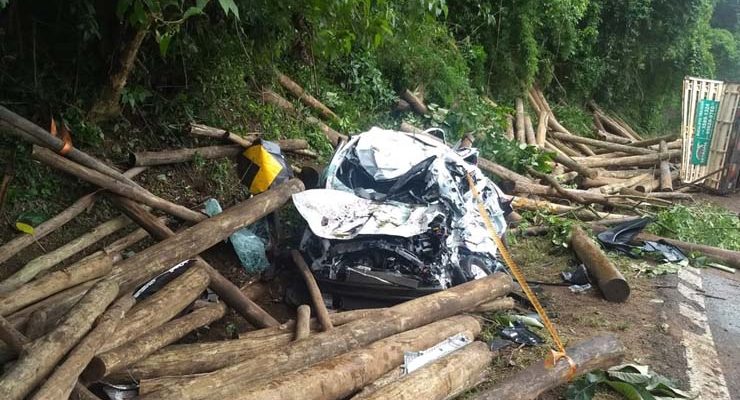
<box><xmin>294</xmin><ymin>128</ymin><xmax>512</xmax><ymax>307</ymax></box>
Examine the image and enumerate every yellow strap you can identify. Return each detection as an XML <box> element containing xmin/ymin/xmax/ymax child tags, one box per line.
<box><xmin>465</xmin><ymin>172</ymin><xmax>576</xmax><ymax>378</ymax></box>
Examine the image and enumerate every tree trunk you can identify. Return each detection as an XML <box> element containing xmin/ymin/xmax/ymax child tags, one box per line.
<box><xmin>30</xmin><ymin>295</ymin><xmax>135</xmax><ymax>400</ymax></box>
<box><xmin>549</xmin><ymin>131</ymin><xmax>654</xmax><ymax>155</ymax></box>
<box><xmin>524</xmin><ymin>115</ymin><xmax>537</xmax><ymax>145</ymax></box>
<box><xmin>511</xmin><ymin>197</ymin><xmax>629</xmax><ymax>220</ymax></box>
<box><xmin>570</xmin><ymin>226</ymin><xmax>629</xmax><ymax>302</ymax></box>
<box><xmin>477</xmin><ymin>158</ymin><xmax>531</xmax><ymax>184</ymax></box>
<box><xmin>98</xmin><ymin>265</ymin><xmax>210</xmax><ymax>354</ymax></box>
<box><xmin>0</xmin><ymin>215</ymin><xmax>130</xmax><ymax>293</ymax></box>
<box><xmin>659</xmin><ymin>141</ymin><xmax>673</xmax><ymax>191</ymax></box>
<box><xmin>470</xmin><ymin>335</ymin><xmax>625</xmax><ymax>400</ymax></box>
<box><xmin>535</xmin><ymin>111</ymin><xmax>548</xmax><ymax>146</ymax></box>
<box><xmin>84</xmin><ymin>301</ymin><xmax>226</xmax><ymax>382</ymax></box>
<box><xmin>137</xmin><ymin>273</ymin><xmax>513</xmax><ymax>400</ymax></box>
<box><xmin>354</xmin><ymin>341</ymin><xmax>491</xmax><ymax>400</ymax></box>
<box><xmin>628</xmin><ymin>134</ymin><xmax>679</xmax><ymax>148</ymax></box>
<box><xmin>131</xmin><ymin>145</ymin><xmax>243</xmax><ymax>167</ymax></box>
<box><xmin>294</xmin><ymin>305</ymin><xmax>310</xmax><ymax>341</ymax></box>
<box><xmin>88</xmin><ymin>26</ymin><xmax>149</xmax><ymax>122</ymax></box>
<box><xmin>277</xmin><ymin>72</ymin><xmax>338</xmax><ymax>120</ymax></box>
<box><xmin>551</xmin><ymin>151</ymin><xmax>598</xmax><ymax>179</ymax></box>
<box><xmin>0</xmin><ymin>280</ymin><xmax>119</xmax><ymax>400</ymax></box>
<box><xmin>599</xmin><ymin>173</ymin><xmax>653</xmax><ymax>195</ymax></box>
<box><xmin>505</xmin><ymin>115</ymin><xmax>515</xmax><ymax>140</ymax></box>
<box><xmin>33</xmin><ymin>146</ymin><xmax>206</xmax><ymax>222</ymax></box>
<box><xmin>596</xmin><ymin>129</ymin><xmax>631</xmax><ymax>144</ymax></box>
<box><xmin>515</xmin><ymin>98</ymin><xmax>526</xmax><ymax>145</ymax></box>
<box><xmin>401</xmin><ymin>89</ymin><xmax>429</xmax><ymax>115</ymax></box>
<box><xmin>107</xmin><ymin>326</ymin><xmax>295</xmax><ymax>382</ymax></box>
<box><xmin>471</xmin><ymin>296</ymin><xmax>515</xmax><ymax>312</ymax></box>
<box><xmin>0</xmin><ymin>315</ymin><xmax>26</xmax><ymax>353</ymax></box>
<box><xmin>108</xmin><ymin>195</ymin><xmax>280</xmax><ymax>328</ymax></box>
<box><xmin>399</xmin><ymin>121</ymin><xmax>423</xmax><ymax>134</ymax></box>
<box><xmin>291</xmin><ymin>250</ymin><xmax>333</xmax><ymax>332</ymax></box>
<box><xmin>578</xmin><ymin>150</ymin><xmax>681</xmax><ymax>168</ymax></box>
<box><xmin>188</xmin><ymin>123</ymin><xmax>258</xmax><ymax>148</ymax></box>
<box><xmin>549</xmin><ymin>138</ymin><xmax>583</xmax><ymax>157</ymax></box>
<box><xmin>0</xmin><ymin>252</ymin><xmax>114</xmax><ymax>316</ymax></box>
<box><xmin>0</xmin><ymin>167</ymin><xmax>145</xmax><ymax>265</ymax></box>
<box><xmin>261</xmin><ymin>89</ymin><xmax>345</xmax><ymax>145</ymax></box>
<box><xmin>228</xmin><ymin>316</ymin><xmax>482</xmax><ymax>400</ymax></box>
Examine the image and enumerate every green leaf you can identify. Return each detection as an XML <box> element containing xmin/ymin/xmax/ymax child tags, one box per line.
<box><xmin>157</xmin><ymin>31</ymin><xmax>174</xmax><ymax>57</ymax></box>
<box><xmin>217</xmin><ymin>0</ymin><xmax>239</xmax><ymax>20</ymax></box>
<box><xmin>183</xmin><ymin>6</ymin><xmax>204</xmax><ymax>19</ymax></box>
<box><xmin>606</xmin><ymin>381</ymin><xmax>656</xmax><ymax>400</ymax></box>
<box><xmin>566</xmin><ymin>372</ymin><xmax>606</xmax><ymax>400</ymax></box>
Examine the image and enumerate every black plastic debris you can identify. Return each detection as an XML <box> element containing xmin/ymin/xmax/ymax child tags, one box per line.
<box><xmin>596</xmin><ymin>218</ymin><xmax>687</xmax><ymax>263</ymax></box>
<box><xmin>561</xmin><ymin>264</ymin><xmax>590</xmax><ymax>285</ymax></box>
<box><xmin>499</xmin><ymin>321</ymin><xmax>544</xmax><ymax>346</ymax></box>
<box><xmin>489</xmin><ymin>338</ymin><xmax>515</xmax><ymax>352</ymax></box>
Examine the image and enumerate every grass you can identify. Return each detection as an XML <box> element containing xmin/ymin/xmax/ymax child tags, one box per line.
<box><xmin>649</xmin><ymin>203</ymin><xmax>740</xmax><ymax>251</ymax></box>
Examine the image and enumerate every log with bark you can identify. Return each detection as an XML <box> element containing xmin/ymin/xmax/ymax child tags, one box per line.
<box><xmin>83</xmin><ymin>301</ymin><xmax>226</xmax><ymax>382</ymax></box>
<box><xmin>477</xmin><ymin>158</ymin><xmax>532</xmax><ymax>184</ymax></box>
<box><xmin>0</xmin><ymin>280</ymin><xmax>119</xmax><ymax>400</ymax></box>
<box><xmin>590</xmin><ymin>103</ymin><xmax>639</xmax><ymax>141</ymax></box>
<box><xmin>548</xmin><ymin>131</ymin><xmax>655</xmax><ymax>155</ymax></box>
<box><xmin>550</xmin><ymin>151</ymin><xmax>598</xmax><ymax>179</ymax></box>
<box><xmin>511</xmin><ymin>197</ymin><xmax>630</xmax><ymax>221</ymax></box>
<box><xmin>30</xmin><ymin>295</ymin><xmax>135</xmax><ymax>400</ymax></box>
<box><xmin>526</xmin><ymin>167</ymin><xmax>585</xmax><ymax>204</ymax></box>
<box><xmin>136</xmin><ymin>273</ymin><xmax>513</xmax><ymax>400</ymax></box>
<box><xmin>536</xmin><ymin>111</ymin><xmax>548</xmax><ymax>146</ymax></box>
<box><xmin>226</xmin><ymin>316</ymin><xmax>482</xmax><ymax>400</ymax></box>
<box><xmin>505</xmin><ymin>114</ymin><xmax>515</xmax><ymax>140</ymax></box>
<box><xmin>109</xmin><ymin>195</ymin><xmax>280</xmax><ymax>328</ymax></box>
<box><xmin>294</xmin><ymin>304</ymin><xmax>311</xmax><ymax>341</ymax></box>
<box><xmin>0</xmin><ymin>167</ymin><xmax>145</xmax><ymax>265</ymax></box>
<box><xmin>131</xmin><ymin>145</ymin><xmax>243</xmax><ymax>167</ymax></box>
<box><xmin>354</xmin><ymin>340</ymin><xmax>492</xmax><ymax>400</ymax></box>
<box><xmin>512</xmin><ymin>180</ymin><xmax>617</xmax><ymax>206</ymax></box>
<box><xmin>470</xmin><ymin>335</ymin><xmax>625</xmax><ymax>400</ymax></box>
<box><xmin>578</xmin><ymin>150</ymin><xmax>681</xmax><ymax>168</ymax></box>
<box><xmin>189</xmin><ymin>123</ymin><xmax>258</xmax><ymax>148</ymax></box>
<box><xmin>0</xmin><ymin>107</ymin><xmax>133</xmax><ymax>185</ymax></box>
<box><xmin>570</xmin><ymin>226</ymin><xmax>629</xmax><ymax>302</ymax></box>
<box><xmin>292</xmin><ymin>250</ymin><xmax>333</xmax><ymax>331</ymax></box>
<box><xmin>515</xmin><ymin>98</ymin><xmax>526</xmax><ymax>145</ymax></box>
<box><xmin>598</xmin><ymin>173</ymin><xmax>653</xmax><ymax>195</ymax></box>
<box><xmin>261</xmin><ymin>89</ymin><xmax>345</xmax><ymax>145</ymax></box>
<box><xmin>596</xmin><ymin>129</ymin><xmax>632</xmax><ymax>144</ymax></box>
<box><xmin>628</xmin><ymin>134</ymin><xmax>679</xmax><ymax>148</ymax></box>
<box><xmin>659</xmin><ymin>140</ymin><xmax>673</xmax><ymax>191</ymax></box>
<box><xmin>524</xmin><ymin>114</ymin><xmax>537</xmax><ymax>145</ymax></box>
<box><xmin>0</xmin><ymin>251</ymin><xmax>115</xmax><ymax>316</ymax></box>
<box><xmin>472</xmin><ymin>296</ymin><xmax>516</xmax><ymax>313</ymax></box>
<box><xmin>33</xmin><ymin>146</ymin><xmax>206</xmax><ymax>222</ymax></box>
<box><xmin>0</xmin><ymin>215</ymin><xmax>130</xmax><ymax>293</ymax></box>
<box><xmin>399</xmin><ymin>121</ymin><xmax>423</xmax><ymax>134</ymax></box>
<box><xmin>548</xmin><ymin>138</ymin><xmax>583</xmax><ymax>157</ymax></box>
<box><xmin>277</xmin><ymin>72</ymin><xmax>338</xmax><ymax>120</ymax></box>
<box><xmin>98</xmin><ymin>265</ymin><xmax>210</xmax><ymax>353</ymax></box>
<box><xmin>401</xmin><ymin>89</ymin><xmax>429</xmax><ymax>116</ymax></box>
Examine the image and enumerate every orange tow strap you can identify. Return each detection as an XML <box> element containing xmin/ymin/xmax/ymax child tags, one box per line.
<box><xmin>465</xmin><ymin>172</ymin><xmax>577</xmax><ymax>379</ymax></box>
<box><xmin>50</xmin><ymin>117</ymin><xmax>73</xmax><ymax>155</ymax></box>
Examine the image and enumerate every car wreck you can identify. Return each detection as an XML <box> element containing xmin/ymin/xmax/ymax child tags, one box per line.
<box><xmin>293</xmin><ymin>127</ymin><xmax>512</xmax><ymax>306</ymax></box>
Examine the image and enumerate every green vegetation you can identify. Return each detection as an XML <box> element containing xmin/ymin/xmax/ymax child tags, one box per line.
<box><xmin>649</xmin><ymin>203</ymin><xmax>740</xmax><ymax>251</ymax></box>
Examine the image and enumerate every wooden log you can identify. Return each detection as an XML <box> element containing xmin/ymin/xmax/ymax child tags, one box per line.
<box><xmin>549</xmin><ymin>131</ymin><xmax>654</xmax><ymax>155</ymax></box>
<box><xmin>570</xmin><ymin>226</ymin><xmax>629</xmax><ymax>302</ymax></box>
<box><xmin>83</xmin><ymin>301</ymin><xmax>226</xmax><ymax>381</ymax></box>
<box><xmin>137</xmin><ymin>273</ymin><xmax>513</xmax><ymax>400</ymax></box>
<box><xmin>0</xmin><ymin>106</ymin><xmax>134</xmax><ymax>186</ymax></box>
<box><xmin>401</xmin><ymin>89</ymin><xmax>429</xmax><ymax>115</ymax></box>
<box><xmin>551</xmin><ymin>151</ymin><xmax>598</xmax><ymax>179</ymax></box>
<box><xmin>399</xmin><ymin>121</ymin><xmax>423</xmax><ymax>134</ymax></box>
<box><xmin>98</xmin><ymin>265</ymin><xmax>210</xmax><ymax>353</ymax></box>
<box><xmin>596</xmin><ymin>129</ymin><xmax>631</xmax><ymax>144</ymax></box>
<box><xmin>109</xmin><ymin>195</ymin><xmax>280</xmax><ymax>328</ymax></box>
<box><xmin>294</xmin><ymin>304</ymin><xmax>311</xmax><ymax>341</ymax></box>
<box><xmin>477</xmin><ymin>158</ymin><xmax>532</xmax><ymax>184</ymax></box>
<box><xmin>188</xmin><ymin>123</ymin><xmax>258</xmax><ymax>148</ymax></box>
<box><xmin>0</xmin><ymin>315</ymin><xmax>26</xmax><ymax>352</ymax></box>
<box><xmin>574</xmin><ymin>142</ymin><xmax>597</xmax><ymax>156</ymax></box>
<box><xmin>0</xmin><ymin>280</ymin><xmax>119</xmax><ymax>400</ymax></box>
<box><xmin>355</xmin><ymin>341</ymin><xmax>491</xmax><ymax>400</ymax></box>
<box><xmin>512</xmin><ymin>180</ymin><xmax>617</xmax><ymax>206</ymax></box>
<box><xmin>628</xmin><ymin>134</ymin><xmax>679</xmax><ymax>148</ymax></box>
<box><xmin>544</xmin><ymin>140</ymin><xmax>570</xmax><ymax>158</ymax></box>
<box><xmin>131</xmin><ymin>145</ymin><xmax>242</xmax><ymax>166</ymax></box>
<box><xmin>659</xmin><ymin>141</ymin><xmax>673</xmax><ymax>191</ymax></box>
<box><xmin>227</xmin><ymin>316</ymin><xmax>482</xmax><ymax>400</ymax></box>
<box><xmin>470</xmin><ymin>335</ymin><xmax>625</xmax><ymax>400</ymax></box>
<box><xmin>577</xmin><ymin>175</ymin><xmax>627</xmax><ymax>189</ymax></box>
<box><xmin>33</xmin><ymin>146</ymin><xmax>206</xmax><ymax>222</ymax></box>
<box><xmin>261</xmin><ymin>89</ymin><xmax>345</xmax><ymax>145</ymax></box>
<box><xmin>515</xmin><ymin>99</ymin><xmax>526</xmax><ymax>145</ymax></box>
<box><xmin>30</xmin><ymin>295</ymin><xmax>135</xmax><ymax>400</ymax></box>
<box><xmin>591</xmin><ymin>225</ymin><xmax>740</xmax><ymax>268</ymax></box>
<box><xmin>549</xmin><ymin>138</ymin><xmax>583</xmax><ymax>157</ymax></box>
<box><xmin>292</xmin><ymin>250</ymin><xmax>333</xmax><ymax>332</ymax></box>
<box><xmin>505</xmin><ymin>115</ymin><xmax>515</xmax><ymax>140</ymax></box>
<box><xmin>394</xmin><ymin>98</ymin><xmax>411</xmax><ymax>112</ymax></box>
<box><xmin>472</xmin><ymin>296</ymin><xmax>515</xmax><ymax>313</ymax></box>
<box><xmin>612</xmin><ymin>114</ymin><xmax>644</xmax><ymax>141</ymax></box>
<box><xmin>0</xmin><ymin>252</ymin><xmax>114</xmax><ymax>316</ymax></box>
<box><xmin>70</xmin><ymin>385</ymin><xmax>103</xmax><ymax>400</ymax></box>
<box><xmin>526</xmin><ymin>167</ymin><xmax>586</xmax><ymax>204</ymax></box>
<box><xmin>0</xmin><ymin>167</ymin><xmax>145</xmax><ymax>265</ymax></box>
<box><xmin>24</xmin><ymin>309</ymin><xmax>47</xmax><ymax>339</ymax></box>
<box><xmin>0</xmin><ymin>215</ymin><xmax>130</xmax><ymax>293</ymax></box>
<box><xmin>524</xmin><ymin>115</ymin><xmax>537</xmax><ymax>145</ymax></box>
<box><xmin>535</xmin><ymin>111</ymin><xmax>548</xmax><ymax>146</ymax></box>
<box><xmin>579</xmin><ymin>150</ymin><xmax>681</xmax><ymax>168</ymax></box>
<box><xmin>599</xmin><ymin>173</ymin><xmax>652</xmax><ymax>195</ymax></box>
<box><xmin>511</xmin><ymin>197</ymin><xmax>629</xmax><ymax>220</ymax></box>
<box><xmin>240</xmin><ymin>308</ymin><xmax>386</xmax><ymax>340</ymax></box>
<box><xmin>591</xmin><ymin>106</ymin><xmax>638</xmax><ymax>142</ymax></box>
<box><xmin>277</xmin><ymin>72</ymin><xmax>338</xmax><ymax>120</ymax></box>
<box><xmin>597</xmin><ymin>168</ymin><xmax>654</xmax><ymax>179</ymax></box>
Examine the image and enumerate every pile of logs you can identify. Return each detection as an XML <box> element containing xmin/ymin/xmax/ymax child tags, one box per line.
<box><xmin>0</xmin><ymin>99</ymin><xmax>633</xmax><ymax>399</ymax></box>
